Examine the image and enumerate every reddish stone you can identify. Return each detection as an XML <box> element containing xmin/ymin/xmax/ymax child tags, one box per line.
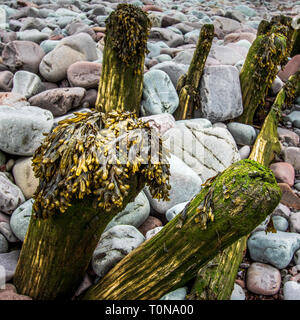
<box><xmin>0</xmin><ymin>283</ymin><xmax>32</xmax><ymax>300</ymax></box>
<box><xmin>278</xmin><ymin>127</ymin><xmax>300</xmax><ymax>147</ymax></box>
<box><xmin>141</xmin><ymin>113</ymin><xmax>176</xmax><ymax>135</ymax></box>
<box><xmin>270</xmin><ymin>162</ymin><xmax>295</xmax><ymax>187</ymax></box>
<box><xmin>67</xmin><ymin>61</ymin><xmax>102</xmax><ymax>89</ymax></box>
<box><xmin>246</xmin><ymin>262</ymin><xmax>281</xmax><ymax>296</ymax></box>
<box><xmin>161</xmin><ymin>15</ymin><xmax>181</xmax><ymax>28</ymax></box>
<box><xmin>0</xmin><ymin>291</ymin><xmax>32</xmax><ymax>300</ymax></box>
<box><xmin>214</xmin><ymin>26</ymin><xmax>225</xmax><ymax>39</ymax></box>
<box><xmin>224</xmin><ymin>32</ymin><xmax>256</xmax><ymax>44</ymax></box>
<box><xmin>160</xmin><ymin>48</ymin><xmax>183</xmax><ymax>58</ymax></box>
<box><xmin>278</xmin><ymin>55</ymin><xmax>300</xmax><ymax>82</ymax></box>
<box><xmin>235</xmin><ymin>27</ymin><xmax>257</xmax><ymax>34</ymax></box>
<box><xmin>74</xmin><ymin>274</ymin><xmax>93</xmax><ymax>297</ymax></box>
<box><xmin>0</xmin><ymin>30</ymin><xmax>17</xmax><ymax>44</ymax></box>
<box><xmin>95</xmin><ymin>32</ymin><xmax>105</xmax><ymax>42</ymax></box>
<box><xmin>2</xmin><ymin>40</ymin><xmax>45</xmax><ymax>74</ymax></box>
<box><xmin>145</xmin><ymin>59</ymin><xmax>158</xmax><ymax>69</ymax></box>
<box><xmin>59</xmin><ymin>79</ymin><xmax>70</xmax><ymax>88</ymax></box>
<box><xmin>17</xmin><ymin>0</ymin><xmax>38</xmax><ymax>8</ymax></box>
<box><xmin>278</xmin><ymin>183</ymin><xmax>300</xmax><ymax>210</ymax></box>
<box><xmin>138</xmin><ymin>216</ymin><xmax>162</xmax><ymax>236</ymax></box>
<box><xmin>29</xmin><ymin>87</ymin><xmax>86</xmax><ymax>116</ymax></box>
<box><xmin>235</xmin><ymin>279</ymin><xmax>245</xmax><ymax>289</ymax></box>
<box><xmin>42</xmin><ymin>82</ymin><xmax>58</xmax><ymax>91</ymax></box>
<box><xmin>0</xmin><ymin>283</ymin><xmax>17</xmax><ymax>293</ymax></box>
<box><xmin>142</xmin><ymin>5</ymin><xmax>163</xmax><ymax>12</ymax></box>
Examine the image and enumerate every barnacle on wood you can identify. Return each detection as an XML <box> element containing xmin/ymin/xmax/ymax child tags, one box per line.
<box><xmin>32</xmin><ymin>110</ymin><xmax>170</xmax><ymax>219</ymax></box>
<box><xmin>105</xmin><ymin>3</ymin><xmax>151</xmax><ymax>66</ymax></box>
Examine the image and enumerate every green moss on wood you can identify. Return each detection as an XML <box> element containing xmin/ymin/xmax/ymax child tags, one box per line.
<box><xmin>236</xmin><ymin>27</ymin><xmax>288</xmax><ymax>125</ymax></box>
<box><xmin>189</xmin><ymin>64</ymin><xmax>300</xmax><ymax>303</ymax></box>
<box><xmin>14</xmin><ymin>110</ymin><xmax>171</xmax><ymax>300</ymax></box>
<box><xmin>189</xmin><ymin>237</ymin><xmax>247</xmax><ymax>300</ymax></box>
<box><xmin>13</xmin><ymin>177</ymin><xmax>142</xmax><ymax>300</ymax></box>
<box><xmin>82</xmin><ymin>159</ymin><xmax>281</xmax><ymax>300</ymax></box>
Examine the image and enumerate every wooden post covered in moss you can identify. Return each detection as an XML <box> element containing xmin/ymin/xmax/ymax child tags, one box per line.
<box><xmin>173</xmin><ymin>24</ymin><xmax>214</xmax><ymax>120</ymax></box>
<box><xmin>82</xmin><ymin>159</ymin><xmax>280</xmax><ymax>300</ymax></box>
<box><xmin>189</xmin><ymin>71</ymin><xmax>300</xmax><ymax>301</ymax></box>
<box><xmin>236</xmin><ymin>24</ymin><xmax>288</xmax><ymax>125</ymax></box>
<box><xmin>257</xmin><ymin>16</ymin><xmax>294</xmax><ymax>57</ymax></box>
<box><xmin>13</xmin><ymin>111</ymin><xmax>170</xmax><ymax>300</ymax></box>
<box><xmin>95</xmin><ymin>4</ymin><xmax>151</xmax><ymax>115</ymax></box>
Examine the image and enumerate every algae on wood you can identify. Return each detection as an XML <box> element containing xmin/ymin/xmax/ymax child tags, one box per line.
<box><xmin>188</xmin><ymin>237</ymin><xmax>247</xmax><ymax>300</ymax></box>
<box><xmin>13</xmin><ymin>187</ymin><xmax>140</xmax><ymax>300</ymax></box>
<box><xmin>189</xmin><ymin>71</ymin><xmax>300</xmax><ymax>301</ymax></box>
<box><xmin>13</xmin><ymin>5</ymin><xmax>167</xmax><ymax>301</ymax></box>
<box><xmin>82</xmin><ymin>159</ymin><xmax>281</xmax><ymax>300</ymax></box>
<box><xmin>250</xmin><ymin>70</ymin><xmax>300</xmax><ymax>166</ymax></box>
<box><xmin>95</xmin><ymin>4</ymin><xmax>151</xmax><ymax>115</ymax></box>
<box><xmin>236</xmin><ymin>24</ymin><xmax>288</xmax><ymax>125</ymax></box>
<box><xmin>13</xmin><ymin>110</ymin><xmax>170</xmax><ymax>300</ymax></box>
<box><xmin>173</xmin><ymin>24</ymin><xmax>214</xmax><ymax>120</ymax></box>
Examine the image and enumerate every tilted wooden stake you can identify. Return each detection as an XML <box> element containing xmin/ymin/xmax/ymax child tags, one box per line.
<box><xmin>250</xmin><ymin>70</ymin><xmax>300</xmax><ymax>166</ymax></box>
<box><xmin>173</xmin><ymin>24</ymin><xmax>214</xmax><ymax>120</ymax></box>
<box><xmin>82</xmin><ymin>159</ymin><xmax>281</xmax><ymax>300</ymax></box>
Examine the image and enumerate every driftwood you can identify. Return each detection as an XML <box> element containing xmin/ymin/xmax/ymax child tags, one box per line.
<box><xmin>189</xmin><ymin>71</ymin><xmax>300</xmax><ymax>300</ymax></box>
<box><xmin>173</xmin><ymin>24</ymin><xmax>214</xmax><ymax>120</ymax></box>
<box><xmin>82</xmin><ymin>159</ymin><xmax>280</xmax><ymax>300</ymax></box>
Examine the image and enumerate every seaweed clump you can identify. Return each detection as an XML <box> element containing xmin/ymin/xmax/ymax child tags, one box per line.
<box><xmin>32</xmin><ymin>110</ymin><xmax>170</xmax><ymax>219</ymax></box>
<box><xmin>105</xmin><ymin>3</ymin><xmax>151</xmax><ymax>65</ymax></box>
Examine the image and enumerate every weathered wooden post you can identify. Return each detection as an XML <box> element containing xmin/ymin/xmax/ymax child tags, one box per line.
<box><xmin>95</xmin><ymin>3</ymin><xmax>151</xmax><ymax>114</ymax></box>
<box><xmin>82</xmin><ymin>159</ymin><xmax>281</xmax><ymax>300</ymax></box>
<box><xmin>13</xmin><ymin>4</ymin><xmax>164</xmax><ymax>300</ymax></box>
<box><xmin>236</xmin><ymin>23</ymin><xmax>289</xmax><ymax>124</ymax></box>
<box><xmin>173</xmin><ymin>24</ymin><xmax>214</xmax><ymax>120</ymax></box>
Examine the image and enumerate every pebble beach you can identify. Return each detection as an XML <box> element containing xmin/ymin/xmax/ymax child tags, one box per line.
<box><xmin>0</xmin><ymin>0</ymin><xmax>299</xmax><ymax>301</ymax></box>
